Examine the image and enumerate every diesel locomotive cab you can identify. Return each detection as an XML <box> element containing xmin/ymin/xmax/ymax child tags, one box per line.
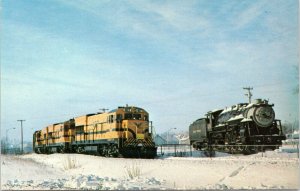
<box><xmin>109</xmin><ymin>106</ymin><xmax>156</xmax><ymax>158</ymax></box>
<box><xmin>122</xmin><ymin>109</ymin><xmax>149</xmax><ymax>138</ymax></box>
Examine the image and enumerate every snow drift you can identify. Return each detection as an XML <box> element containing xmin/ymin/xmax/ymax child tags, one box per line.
<box><xmin>1</xmin><ymin>151</ymin><xmax>299</xmax><ymax>190</ymax></box>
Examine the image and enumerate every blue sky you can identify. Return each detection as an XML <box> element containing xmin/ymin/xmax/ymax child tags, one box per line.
<box><xmin>1</xmin><ymin>0</ymin><xmax>299</xmax><ymax>142</ymax></box>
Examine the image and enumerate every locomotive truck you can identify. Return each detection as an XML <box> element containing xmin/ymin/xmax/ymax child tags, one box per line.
<box><xmin>33</xmin><ymin>106</ymin><xmax>157</xmax><ymax>158</ymax></box>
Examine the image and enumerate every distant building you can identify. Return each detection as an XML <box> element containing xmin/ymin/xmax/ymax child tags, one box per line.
<box><xmin>166</xmin><ymin>135</ymin><xmax>179</xmax><ymax>144</ymax></box>
<box><xmin>175</xmin><ymin>135</ymin><xmax>190</xmax><ymax>144</ymax></box>
<box><xmin>286</xmin><ymin>130</ymin><xmax>299</xmax><ymax>139</ymax></box>
<box><xmin>283</xmin><ymin>130</ymin><xmax>299</xmax><ymax>145</ymax></box>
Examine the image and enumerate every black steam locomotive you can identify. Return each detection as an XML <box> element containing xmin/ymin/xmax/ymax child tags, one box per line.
<box><xmin>189</xmin><ymin>99</ymin><xmax>286</xmax><ymax>155</ymax></box>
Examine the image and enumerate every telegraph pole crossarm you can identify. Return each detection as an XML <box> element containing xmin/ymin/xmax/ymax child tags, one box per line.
<box><xmin>99</xmin><ymin>108</ymin><xmax>109</xmax><ymax>113</ymax></box>
<box><xmin>243</xmin><ymin>87</ymin><xmax>253</xmax><ymax>103</ymax></box>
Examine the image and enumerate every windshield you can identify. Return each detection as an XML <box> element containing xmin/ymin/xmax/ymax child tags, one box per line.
<box><xmin>124</xmin><ymin>113</ymin><xmax>142</xmax><ymax>120</ymax></box>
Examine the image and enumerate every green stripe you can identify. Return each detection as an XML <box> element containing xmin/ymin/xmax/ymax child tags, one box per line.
<box><xmin>35</xmin><ymin>142</ymin><xmax>66</xmax><ymax>148</ymax></box>
<box><xmin>73</xmin><ymin>139</ymin><xmax>118</xmax><ymax>145</ymax></box>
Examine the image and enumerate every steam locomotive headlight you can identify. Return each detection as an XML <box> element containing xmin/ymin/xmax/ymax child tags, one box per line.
<box><xmin>253</xmin><ymin>106</ymin><xmax>275</xmax><ymax>127</ymax></box>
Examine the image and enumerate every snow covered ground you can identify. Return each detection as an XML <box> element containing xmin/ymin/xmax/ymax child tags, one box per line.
<box><xmin>1</xmin><ymin>151</ymin><xmax>299</xmax><ymax>190</ymax></box>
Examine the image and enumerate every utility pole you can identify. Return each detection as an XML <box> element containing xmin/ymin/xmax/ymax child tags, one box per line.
<box><xmin>243</xmin><ymin>87</ymin><xmax>253</xmax><ymax>103</ymax></box>
<box><xmin>17</xmin><ymin>120</ymin><xmax>25</xmax><ymax>154</ymax></box>
<box><xmin>99</xmin><ymin>108</ymin><xmax>109</xmax><ymax>113</ymax></box>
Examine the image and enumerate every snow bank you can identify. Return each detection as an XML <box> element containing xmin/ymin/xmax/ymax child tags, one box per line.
<box><xmin>1</xmin><ymin>152</ymin><xmax>299</xmax><ymax>190</ymax></box>
<box><xmin>3</xmin><ymin>174</ymin><xmax>166</xmax><ymax>190</ymax></box>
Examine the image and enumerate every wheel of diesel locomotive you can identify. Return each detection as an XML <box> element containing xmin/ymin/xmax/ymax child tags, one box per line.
<box><xmin>96</xmin><ymin>145</ymin><xmax>104</xmax><ymax>156</ymax></box>
<box><xmin>65</xmin><ymin>146</ymin><xmax>71</xmax><ymax>153</ymax></box>
<box><xmin>96</xmin><ymin>145</ymin><xmax>102</xmax><ymax>156</ymax></box>
<box><xmin>148</xmin><ymin>147</ymin><xmax>157</xmax><ymax>159</ymax></box>
<box><xmin>108</xmin><ymin>145</ymin><xmax>119</xmax><ymax>157</ymax></box>
<box><xmin>124</xmin><ymin>147</ymin><xmax>136</xmax><ymax>158</ymax></box>
<box><xmin>45</xmin><ymin>147</ymin><xmax>50</xmax><ymax>154</ymax></box>
<box><xmin>71</xmin><ymin>146</ymin><xmax>77</xmax><ymax>153</ymax></box>
<box><xmin>58</xmin><ymin>146</ymin><xmax>65</xmax><ymax>154</ymax></box>
<box><xmin>140</xmin><ymin>147</ymin><xmax>148</xmax><ymax>158</ymax></box>
<box><xmin>102</xmin><ymin>145</ymin><xmax>109</xmax><ymax>157</ymax></box>
<box><xmin>76</xmin><ymin>146</ymin><xmax>85</xmax><ymax>154</ymax></box>
<box><xmin>120</xmin><ymin>149</ymin><xmax>129</xmax><ymax>158</ymax></box>
<box><xmin>144</xmin><ymin>148</ymin><xmax>157</xmax><ymax>159</ymax></box>
<box><xmin>74</xmin><ymin>146</ymin><xmax>78</xmax><ymax>153</ymax></box>
<box><xmin>141</xmin><ymin>148</ymin><xmax>148</xmax><ymax>158</ymax></box>
<box><xmin>35</xmin><ymin>148</ymin><xmax>41</xmax><ymax>154</ymax></box>
<box><xmin>43</xmin><ymin>147</ymin><xmax>48</xmax><ymax>154</ymax></box>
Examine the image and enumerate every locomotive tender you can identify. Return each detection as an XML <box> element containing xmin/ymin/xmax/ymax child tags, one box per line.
<box><xmin>189</xmin><ymin>99</ymin><xmax>286</xmax><ymax>155</ymax></box>
<box><xmin>33</xmin><ymin>106</ymin><xmax>157</xmax><ymax>158</ymax></box>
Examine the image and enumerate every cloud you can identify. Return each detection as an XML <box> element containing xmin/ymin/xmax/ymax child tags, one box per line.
<box><xmin>57</xmin><ymin>0</ymin><xmax>211</xmax><ymax>42</ymax></box>
<box><xmin>230</xmin><ymin>1</ymin><xmax>267</xmax><ymax>29</ymax></box>
<box><xmin>128</xmin><ymin>1</ymin><xmax>210</xmax><ymax>31</ymax></box>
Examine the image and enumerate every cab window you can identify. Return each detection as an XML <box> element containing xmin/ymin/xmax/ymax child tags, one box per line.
<box><xmin>124</xmin><ymin>113</ymin><xmax>132</xmax><ymax>120</ymax></box>
<box><xmin>133</xmin><ymin>114</ymin><xmax>141</xmax><ymax>120</ymax></box>
<box><xmin>124</xmin><ymin>113</ymin><xmax>142</xmax><ymax>120</ymax></box>
<box><xmin>108</xmin><ymin>115</ymin><xmax>114</xmax><ymax>123</ymax></box>
<box><xmin>116</xmin><ymin>114</ymin><xmax>123</xmax><ymax>122</ymax></box>
<box><xmin>144</xmin><ymin>115</ymin><xmax>148</xmax><ymax>121</ymax></box>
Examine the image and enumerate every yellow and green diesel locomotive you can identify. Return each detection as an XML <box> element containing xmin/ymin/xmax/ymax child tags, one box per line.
<box><xmin>33</xmin><ymin>106</ymin><xmax>157</xmax><ymax>158</ymax></box>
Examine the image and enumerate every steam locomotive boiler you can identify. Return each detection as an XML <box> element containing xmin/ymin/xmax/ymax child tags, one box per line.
<box><xmin>189</xmin><ymin>99</ymin><xmax>286</xmax><ymax>155</ymax></box>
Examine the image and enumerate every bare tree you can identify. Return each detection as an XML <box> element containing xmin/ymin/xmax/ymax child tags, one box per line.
<box><xmin>282</xmin><ymin>120</ymin><xmax>299</xmax><ymax>135</ymax></box>
<box><xmin>1</xmin><ymin>138</ymin><xmax>8</xmax><ymax>154</ymax></box>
